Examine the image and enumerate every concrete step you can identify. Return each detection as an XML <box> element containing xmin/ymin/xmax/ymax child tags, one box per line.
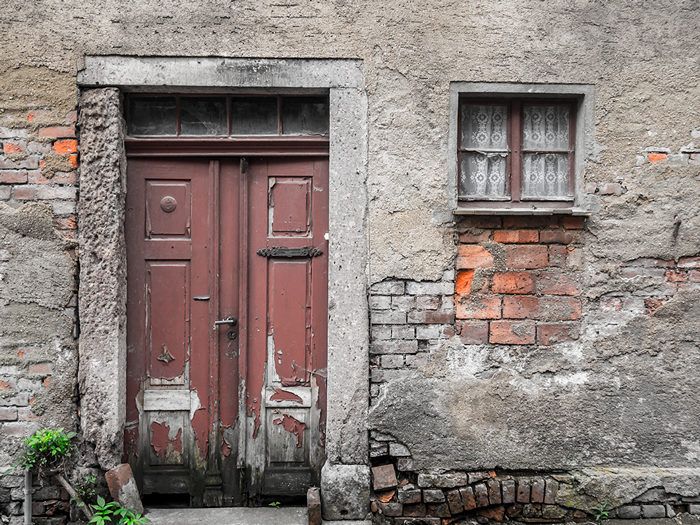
<box><xmin>146</xmin><ymin>507</ymin><xmax>308</xmax><ymax>525</ymax></box>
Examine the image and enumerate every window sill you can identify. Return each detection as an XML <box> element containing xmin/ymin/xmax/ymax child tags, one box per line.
<box><xmin>453</xmin><ymin>206</ymin><xmax>591</xmax><ymax>216</ymax></box>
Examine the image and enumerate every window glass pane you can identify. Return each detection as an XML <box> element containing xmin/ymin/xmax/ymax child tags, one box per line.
<box><xmin>459</xmin><ymin>152</ymin><xmax>509</xmax><ymax>199</ymax></box>
<box><xmin>180</xmin><ymin>97</ymin><xmax>227</xmax><ymax>135</ymax></box>
<box><xmin>460</xmin><ymin>104</ymin><xmax>508</xmax><ymax>150</ymax></box>
<box><xmin>522</xmin><ymin>153</ymin><xmax>570</xmax><ymax>199</ymax></box>
<box><xmin>522</xmin><ymin>104</ymin><xmax>569</xmax><ymax>150</ymax></box>
<box><xmin>127</xmin><ymin>96</ymin><xmax>177</xmax><ymax>135</ymax></box>
<box><xmin>282</xmin><ymin>97</ymin><xmax>329</xmax><ymax>135</ymax></box>
<box><xmin>231</xmin><ymin>97</ymin><xmax>278</xmax><ymax>135</ymax></box>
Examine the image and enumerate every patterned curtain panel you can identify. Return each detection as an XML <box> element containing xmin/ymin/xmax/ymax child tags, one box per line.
<box><xmin>459</xmin><ymin>104</ymin><xmax>509</xmax><ymax>198</ymax></box>
<box><xmin>521</xmin><ymin>104</ymin><xmax>571</xmax><ymax>198</ymax></box>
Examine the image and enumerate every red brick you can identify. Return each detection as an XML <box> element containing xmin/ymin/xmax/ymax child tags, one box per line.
<box><xmin>491</xmin><ymin>272</ymin><xmax>534</xmax><ymax>294</ymax></box>
<box><xmin>407</xmin><ymin>310</ymin><xmax>455</xmax><ymax>324</ymax></box>
<box><xmin>3</xmin><ymin>142</ymin><xmax>24</xmax><ymax>154</ymax></box>
<box><xmin>0</xmin><ymin>170</ymin><xmax>28</xmax><ymax>184</ymax></box>
<box><xmin>53</xmin><ymin>139</ymin><xmax>78</xmax><ymax>155</ymax></box>
<box><xmin>505</xmin><ymin>245</ymin><xmax>549</xmax><ymax>269</ymax></box>
<box><xmin>490</xmin><ymin>320</ymin><xmax>535</xmax><ymax>345</ymax></box>
<box><xmin>493</xmin><ymin>229</ymin><xmax>539</xmax><ymax>243</ymax></box>
<box><xmin>503</xmin><ymin>296</ymin><xmax>581</xmax><ymax>320</ymax></box>
<box><xmin>456</xmin><ymin>320</ymin><xmax>489</xmax><ymax>344</ymax></box>
<box><xmin>537</xmin><ymin>272</ymin><xmax>580</xmax><ymax>296</ymax></box>
<box><xmin>648</xmin><ymin>152</ymin><xmax>667</xmax><ymax>163</ymax></box>
<box><xmin>28</xmin><ymin>363</ymin><xmax>51</xmax><ymax>375</ymax></box>
<box><xmin>456</xmin><ymin>245</ymin><xmax>494</xmax><ymax>269</ymax></box>
<box><xmin>12</xmin><ymin>186</ymin><xmax>36</xmax><ymax>200</ymax></box>
<box><xmin>38</xmin><ymin>126</ymin><xmax>75</xmax><ymax>138</ymax></box>
<box><xmin>69</xmin><ymin>154</ymin><xmax>79</xmax><ymax>168</ymax></box>
<box><xmin>645</xmin><ymin>298</ymin><xmax>666</xmax><ymax>315</ymax></box>
<box><xmin>539</xmin><ymin>229</ymin><xmax>578</xmax><ymax>244</ymax></box>
<box><xmin>548</xmin><ymin>245</ymin><xmax>568</xmax><ymax>266</ymax></box>
<box><xmin>456</xmin><ymin>295</ymin><xmax>501</xmax><ymax>320</ymax></box>
<box><xmin>561</xmin><ymin>216</ymin><xmax>586</xmax><ymax>229</ymax></box>
<box><xmin>537</xmin><ymin>322</ymin><xmax>580</xmax><ymax>345</ymax></box>
<box><xmin>460</xmin><ymin>216</ymin><xmax>503</xmax><ymax>229</ymax></box>
<box><xmin>455</xmin><ymin>270</ymin><xmax>475</xmax><ymax>296</ymax></box>
<box><xmin>503</xmin><ymin>216</ymin><xmax>558</xmax><ymax>229</ymax></box>
<box><xmin>665</xmin><ymin>270</ymin><xmax>687</xmax><ymax>282</ymax></box>
<box><xmin>54</xmin><ymin>215</ymin><xmax>77</xmax><ymax>230</ymax></box>
<box><xmin>459</xmin><ymin>230</ymin><xmax>491</xmax><ymax>243</ymax></box>
<box><xmin>678</xmin><ymin>257</ymin><xmax>700</xmax><ymax>268</ymax></box>
<box><xmin>503</xmin><ymin>296</ymin><xmax>539</xmax><ymax>319</ymax></box>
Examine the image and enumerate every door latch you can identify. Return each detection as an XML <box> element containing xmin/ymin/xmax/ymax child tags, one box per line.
<box><xmin>214</xmin><ymin>317</ymin><xmax>238</xmax><ymax>341</ymax></box>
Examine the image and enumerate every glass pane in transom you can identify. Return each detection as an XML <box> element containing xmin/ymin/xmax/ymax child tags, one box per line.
<box><xmin>460</xmin><ymin>103</ymin><xmax>508</xmax><ymax>150</ymax></box>
<box><xmin>522</xmin><ymin>104</ymin><xmax>569</xmax><ymax>151</ymax></box>
<box><xmin>127</xmin><ymin>96</ymin><xmax>177</xmax><ymax>135</ymax></box>
<box><xmin>231</xmin><ymin>97</ymin><xmax>278</xmax><ymax>135</ymax></box>
<box><xmin>282</xmin><ymin>97</ymin><xmax>329</xmax><ymax>135</ymax></box>
<box><xmin>180</xmin><ymin>97</ymin><xmax>227</xmax><ymax>135</ymax></box>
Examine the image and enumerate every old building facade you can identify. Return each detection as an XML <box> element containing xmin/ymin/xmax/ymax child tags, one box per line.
<box><xmin>1</xmin><ymin>1</ymin><xmax>699</xmax><ymax>523</ymax></box>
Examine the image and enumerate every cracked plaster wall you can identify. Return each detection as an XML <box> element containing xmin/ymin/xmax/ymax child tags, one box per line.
<box><xmin>0</xmin><ymin>0</ymin><xmax>699</xmax><ymax>509</ymax></box>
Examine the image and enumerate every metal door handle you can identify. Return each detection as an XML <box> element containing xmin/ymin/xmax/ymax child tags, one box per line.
<box><xmin>214</xmin><ymin>317</ymin><xmax>238</xmax><ymax>327</ymax></box>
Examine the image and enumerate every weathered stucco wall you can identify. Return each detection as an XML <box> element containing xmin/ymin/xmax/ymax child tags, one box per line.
<box><xmin>0</xmin><ymin>0</ymin><xmax>699</xmax><ymax>522</ymax></box>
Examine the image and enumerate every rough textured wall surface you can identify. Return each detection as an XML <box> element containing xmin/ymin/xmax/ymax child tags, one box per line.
<box><xmin>0</xmin><ymin>0</ymin><xmax>699</xmax><ymax>522</ymax></box>
<box><xmin>77</xmin><ymin>88</ymin><xmax>127</xmax><ymax>471</ymax></box>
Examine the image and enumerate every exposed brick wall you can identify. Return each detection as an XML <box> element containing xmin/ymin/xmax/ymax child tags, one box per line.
<box><xmin>369</xmin><ymin>272</ymin><xmax>455</xmax><ymax>405</ymax></box>
<box><xmin>369</xmin><ymin>215</ymin><xmax>587</xmax><ymax>406</ymax></box>
<box><xmin>455</xmin><ymin>215</ymin><xmax>585</xmax><ymax>347</ymax></box>
<box><xmin>367</xmin><ymin>212</ymin><xmax>700</xmax><ymax>523</ymax></box>
<box><xmin>0</xmin><ymin>111</ymin><xmax>79</xmax><ymax>524</ymax></box>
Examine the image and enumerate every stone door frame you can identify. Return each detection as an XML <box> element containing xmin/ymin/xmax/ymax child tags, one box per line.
<box><xmin>76</xmin><ymin>56</ymin><xmax>369</xmax><ymax>519</ymax></box>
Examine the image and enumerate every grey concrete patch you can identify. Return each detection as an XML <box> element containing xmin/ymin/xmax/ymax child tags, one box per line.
<box><xmin>146</xmin><ymin>507</ymin><xmax>307</xmax><ymax>525</ymax></box>
<box><xmin>77</xmin><ymin>87</ymin><xmax>128</xmax><ymax>469</ymax></box>
<box><xmin>321</xmin><ymin>463</ymin><xmax>370</xmax><ymax>520</ymax></box>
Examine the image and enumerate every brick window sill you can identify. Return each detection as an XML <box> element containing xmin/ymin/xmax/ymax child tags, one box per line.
<box><xmin>453</xmin><ymin>206</ymin><xmax>591</xmax><ymax>216</ymax></box>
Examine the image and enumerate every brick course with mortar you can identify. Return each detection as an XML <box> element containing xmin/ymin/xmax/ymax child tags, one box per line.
<box><xmin>0</xmin><ymin>113</ymin><xmax>79</xmax><ymax>524</ymax></box>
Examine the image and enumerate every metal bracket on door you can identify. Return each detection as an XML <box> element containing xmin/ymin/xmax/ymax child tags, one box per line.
<box><xmin>256</xmin><ymin>247</ymin><xmax>323</xmax><ymax>258</ymax></box>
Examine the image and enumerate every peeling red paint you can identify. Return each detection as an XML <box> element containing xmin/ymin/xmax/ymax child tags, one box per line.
<box><xmin>314</xmin><ymin>372</ymin><xmax>327</xmax><ymax>447</ymax></box>
<box><xmin>270</xmin><ymin>388</ymin><xmax>303</xmax><ymax>404</ymax></box>
<box><xmin>273</xmin><ymin>414</ymin><xmax>306</xmax><ymax>448</ymax></box>
<box><xmin>150</xmin><ymin>421</ymin><xmax>183</xmax><ymax>460</ymax></box>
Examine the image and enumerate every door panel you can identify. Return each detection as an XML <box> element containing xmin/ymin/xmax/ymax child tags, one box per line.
<box><xmin>246</xmin><ymin>158</ymin><xmax>328</xmax><ymax>497</ymax></box>
<box><xmin>126</xmin><ymin>155</ymin><xmax>327</xmax><ymax>505</ymax></box>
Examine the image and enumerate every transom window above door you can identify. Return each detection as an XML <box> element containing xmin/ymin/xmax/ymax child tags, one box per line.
<box><xmin>459</xmin><ymin>98</ymin><xmax>576</xmax><ymax>203</ymax></box>
<box><xmin>125</xmin><ymin>95</ymin><xmax>329</xmax><ymax>137</ymax></box>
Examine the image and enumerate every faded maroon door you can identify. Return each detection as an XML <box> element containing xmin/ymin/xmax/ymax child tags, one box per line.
<box><xmin>125</xmin><ymin>155</ymin><xmax>328</xmax><ymax>505</ymax></box>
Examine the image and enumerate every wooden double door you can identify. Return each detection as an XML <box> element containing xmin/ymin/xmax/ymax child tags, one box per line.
<box><xmin>124</xmin><ymin>155</ymin><xmax>328</xmax><ymax>506</ymax></box>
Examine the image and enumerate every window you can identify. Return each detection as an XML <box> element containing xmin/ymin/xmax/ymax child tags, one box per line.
<box><xmin>125</xmin><ymin>94</ymin><xmax>329</xmax><ymax>137</ymax></box>
<box><xmin>450</xmin><ymin>83</ymin><xmax>593</xmax><ymax>214</ymax></box>
<box><xmin>459</xmin><ymin>99</ymin><xmax>575</xmax><ymax>202</ymax></box>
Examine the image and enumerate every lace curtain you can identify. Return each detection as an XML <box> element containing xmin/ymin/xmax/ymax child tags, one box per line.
<box><xmin>521</xmin><ymin>105</ymin><xmax>571</xmax><ymax>198</ymax></box>
<box><xmin>459</xmin><ymin>104</ymin><xmax>509</xmax><ymax>198</ymax></box>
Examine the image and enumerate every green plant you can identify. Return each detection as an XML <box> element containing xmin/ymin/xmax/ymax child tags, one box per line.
<box><xmin>20</xmin><ymin>428</ymin><xmax>76</xmax><ymax>471</ymax></box>
<box><xmin>74</xmin><ymin>474</ymin><xmax>98</xmax><ymax>506</ymax></box>
<box><xmin>268</xmin><ymin>500</ymin><xmax>281</xmax><ymax>508</ymax></box>
<box><xmin>90</xmin><ymin>496</ymin><xmax>149</xmax><ymax>525</ymax></box>
<box><xmin>592</xmin><ymin>502</ymin><xmax>610</xmax><ymax>522</ymax></box>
